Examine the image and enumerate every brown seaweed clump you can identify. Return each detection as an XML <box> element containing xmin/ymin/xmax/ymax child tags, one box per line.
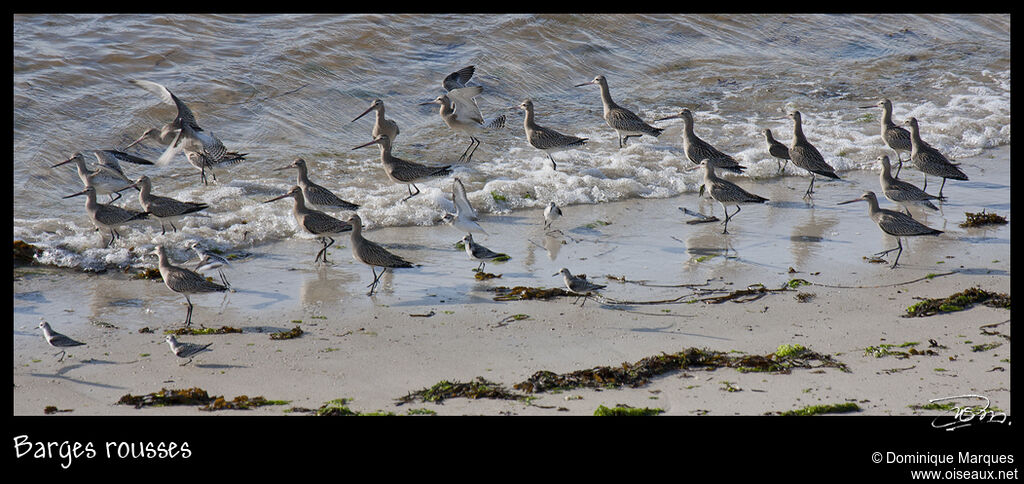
<box><xmin>117</xmin><ymin>387</ymin><xmax>286</xmax><ymax>411</ymax></box>
<box><xmin>131</xmin><ymin>267</ymin><xmax>162</xmax><ymax>280</ymax></box>
<box><xmin>396</xmin><ymin>377</ymin><xmax>522</xmax><ymax>405</ymax></box>
<box><xmin>270</xmin><ymin>325</ymin><xmax>303</xmax><ymax>340</ymax></box>
<box><xmin>14</xmin><ymin>240</ymin><xmax>42</xmax><ymax>264</ymax></box>
<box><xmin>117</xmin><ymin>387</ymin><xmax>214</xmax><ymax>408</ymax></box>
<box><xmin>489</xmin><ymin>285</ymin><xmax>573</xmax><ymax>301</ymax></box>
<box><xmin>166</xmin><ymin>326</ymin><xmax>243</xmax><ymax>335</ymax></box>
<box><xmin>199</xmin><ymin>395</ymin><xmax>285</xmax><ymax>411</ymax></box>
<box><xmin>514</xmin><ymin>345</ymin><xmax>849</xmax><ymax>394</ymax></box>
<box><xmin>959</xmin><ymin>210</ymin><xmax>1008</xmax><ymax>228</ymax></box>
<box><xmin>904</xmin><ymin>287</ymin><xmax>1011</xmax><ymax>318</ymax></box>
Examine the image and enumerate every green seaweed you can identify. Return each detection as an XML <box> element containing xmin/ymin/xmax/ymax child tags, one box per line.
<box><xmin>117</xmin><ymin>387</ymin><xmax>214</xmax><ymax>408</ymax></box>
<box><xmin>864</xmin><ymin>342</ymin><xmax>935</xmax><ymax>359</ymax></box>
<box><xmin>515</xmin><ymin>345</ymin><xmax>848</xmax><ymax>394</ymax></box>
<box><xmin>904</xmin><ymin>287</ymin><xmax>1010</xmax><ymax>317</ymax></box>
<box><xmin>593</xmin><ymin>405</ymin><xmax>664</xmax><ymax>416</ymax></box>
<box><xmin>970</xmin><ymin>342</ymin><xmax>1002</xmax><ymax>352</ymax></box>
<box><xmin>778</xmin><ymin>402</ymin><xmax>861</xmax><ymax>416</ymax></box>
<box><xmin>116</xmin><ymin>387</ymin><xmax>287</xmax><ymax>411</ymax></box>
<box><xmin>774</xmin><ymin>344</ymin><xmax>807</xmax><ymax>358</ymax></box>
<box><xmin>490</xmin><ymin>191</ymin><xmax>507</xmax><ymax>202</ymax></box>
<box><xmin>397</xmin><ymin>377</ymin><xmax>522</xmax><ymax>405</ymax></box>
<box><xmin>200</xmin><ymin>395</ymin><xmax>289</xmax><ymax>411</ymax></box>
<box><xmin>165</xmin><ymin>326</ymin><xmax>242</xmax><ymax>335</ymax></box>
<box><xmin>582</xmin><ymin>220</ymin><xmax>612</xmax><ymax>229</ymax></box>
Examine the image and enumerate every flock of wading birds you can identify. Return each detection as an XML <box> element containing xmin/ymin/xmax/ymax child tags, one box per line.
<box><xmin>40</xmin><ymin>67</ymin><xmax>970</xmax><ymax>365</ymax></box>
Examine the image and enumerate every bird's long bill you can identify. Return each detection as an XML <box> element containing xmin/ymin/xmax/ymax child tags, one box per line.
<box><xmin>62</xmin><ymin>188</ymin><xmax>89</xmax><ymax>199</ymax></box>
<box><xmin>352</xmin><ymin>139</ymin><xmax>378</xmax><ymax>150</ymax></box>
<box><xmin>123</xmin><ymin>132</ymin><xmax>150</xmax><ymax>150</ymax></box>
<box><xmin>352</xmin><ymin>105</ymin><xmax>374</xmax><ymax>122</ymax></box>
<box><xmin>113</xmin><ymin>183</ymin><xmax>139</xmax><ymax>193</ymax></box>
<box><xmin>857</xmin><ymin>105</ymin><xmax>876</xmax><ymax>109</ymax></box>
<box><xmin>573</xmin><ymin>81</ymin><xmax>595</xmax><ymax>87</ymax></box>
<box><xmin>51</xmin><ymin>157</ymin><xmax>76</xmax><ymax>168</ymax></box>
<box><xmin>837</xmin><ymin>197</ymin><xmax>865</xmax><ymax>205</ymax></box>
<box><xmin>273</xmin><ymin>165</ymin><xmax>293</xmax><ymax>171</ymax></box>
<box><xmin>263</xmin><ymin>193</ymin><xmax>290</xmax><ymax>203</ymax></box>
<box><xmin>418</xmin><ymin>100</ymin><xmax>437</xmax><ymax>106</ymax></box>
<box><xmin>656</xmin><ymin>114</ymin><xmax>682</xmax><ymax>122</ymax></box>
<box><xmin>551</xmin><ymin>273</ymin><xmax>560</xmax><ymax>277</ymax></box>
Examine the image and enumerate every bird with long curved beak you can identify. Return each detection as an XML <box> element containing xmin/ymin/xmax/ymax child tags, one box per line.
<box><xmin>575</xmin><ymin>75</ymin><xmax>663</xmax><ymax>148</ymax></box>
<box><xmin>858</xmin><ymin>99</ymin><xmax>912</xmax><ymax>177</ymax></box>
<box><xmin>274</xmin><ymin>158</ymin><xmax>359</xmax><ymax>211</ymax></box>
<box><xmin>352</xmin><ymin>134</ymin><xmax>452</xmax><ymax>202</ymax></box>
<box><xmin>63</xmin><ymin>186</ymin><xmax>150</xmax><ymax>248</ymax></box>
<box><xmin>113</xmin><ymin>175</ymin><xmax>208</xmax><ymax>235</ymax></box>
<box><xmin>263</xmin><ymin>186</ymin><xmax>352</xmax><ymax>264</ymax></box>
<box><xmin>351</xmin><ymin>98</ymin><xmax>400</xmax><ymax>145</ymax></box>
<box><xmin>655</xmin><ymin>108</ymin><xmax>746</xmax><ymax>174</ymax></box>
<box><xmin>151</xmin><ymin>245</ymin><xmax>229</xmax><ymax>328</ymax></box>
<box><xmin>127</xmin><ymin>79</ymin><xmax>247</xmax><ymax>185</ymax></box>
<box><xmin>837</xmin><ymin>191</ymin><xmax>942</xmax><ymax>269</ymax></box>
<box><xmin>52</xmin><ymin>150</ymin><xmax>153</xmax><ymax>203</ymax></box>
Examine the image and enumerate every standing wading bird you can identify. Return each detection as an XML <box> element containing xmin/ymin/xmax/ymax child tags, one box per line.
<box><xmin>421</xmin><ymin>89</ymin><xmax>506</xmax><ymax>163</ymax></box>
<box><xmin>38</xmin><ymin>321</ymin><xmax>85</xmax><ymax>362</ymax></box>
<box><xmin>263</xmin><ymin>186</ymin><xmax>353</xmax><ymax>263</ymax></box>
<box><xmin>698</xmin><ymin>160</ymin><xmax>769</xmax><ymax>234</ymax></box>
<box><xmin>352</xmin><ymin>134</ymin><xmax>453</xmax><ymax>202</ymax></box>
<box><xmin>518</xmin><ymin>99</ymin><xmax>588</xmax><ymax>170</ymax></box>
<box><xmin>554</xmin><ymin>267</ymin><xmax>606</xmax><ymax>306</ymax></box>
<box><xmin>351</xmin><ymin>99</ymin><xmax>400</xmax><ymax>145</ymax></box>
<box><xmin>761</xmin><ymin>128</ymin><xmax>791</xmax><ymax>174</ymax></box>
<box><xmin>152</xmin><ymin>245</ymin><xmax>229</xmax><ymax>327</ymax></box>
<box><xmin>876</xmin><ymin>155</ymin><xmax>942</xmax><ymax>215</ymax></box>
<box><xmin>190</xmin><ymin>242</ymin><xmax>232</xmax><ymax>288</ymax></box>
<box><xmin>544</xmin><ymin>201</ymin><xmax>562</xmax><ymax>230</ymax></box>
<box><xmin>344</xmin><ymin>214</ymin><xmax>414</xmax><ymax>296</ymax></box>
<box><xmin>785</xmin><ymin>110</ymin><xmax>840</xmax><ymax>198</ymax></box>
<box><xmin>126</xmin><ymin>80</ymin><xmax>246</xmax><ymax>185</ymax></box>
<box><xmin>574</xmin><ymin>75</ymin><xmax>663</xmax><ymax>148</ymax></box>
<box><xmin>903</xmin><ymin>117</ymin><xmax>968</xmax><ymax>198</ymax></box>
<box><xmin>275</xmin><ymin>158</ymin><xmax>359</xmax><ymax>211</ymax></box>
<box><xmin>51</xmin><ymin>150</ymin><xmax>154</xmax><ymax>203</ymax></box>
<box><xmin>164</xmin><ymin>335</ymin><xmax>213</xmax><ymax>366</ymax></box>
<box><xmin>460</xmin><ymin>234</ymin><xmax>507</xmax><ymax>272</ymax></box>
<box><xmin>656</xmin><ymin>108</ymin><xmax>746</xmax><ymax>173</ymax></box>
<box><xmin>441</xmin><ymin>177</ymin><xmax>487</xmax><ymax>235</ymax></box>
<box><xmin>62</xmin><ymin>186</ymin><xmax>150</xmax><ymax>248</ymax></box>
<box><xmin>837</xmin><ymin>191</ymin><xmax>942</xmax><ymax>269</ymax></box>
<box><xmin>115</xmin><ymin>175</ymin><xmax>208</xmax><ymax>235</ymax></box>
<box><xmin>859</xmin><ymin>99</ymin><xmax>912</xmax><ymax>177</ymax></box>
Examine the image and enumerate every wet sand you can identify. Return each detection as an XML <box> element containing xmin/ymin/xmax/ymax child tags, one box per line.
<box><xmin>12</xmin><ymin>147</ymin><xmax>1010</xmax><ymax>417</ymax></box>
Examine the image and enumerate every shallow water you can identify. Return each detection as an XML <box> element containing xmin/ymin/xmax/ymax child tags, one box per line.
<box><xmin>13</xmin><ymin>13</ymin><xmax>1010</xmax><ymax>273</ymax></box>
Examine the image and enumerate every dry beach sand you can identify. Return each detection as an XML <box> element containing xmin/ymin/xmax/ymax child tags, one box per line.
<box><xmin>13</xmin><ymin>147</ymin><xmax>1011</xmax><ymax>419</ymax></box>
